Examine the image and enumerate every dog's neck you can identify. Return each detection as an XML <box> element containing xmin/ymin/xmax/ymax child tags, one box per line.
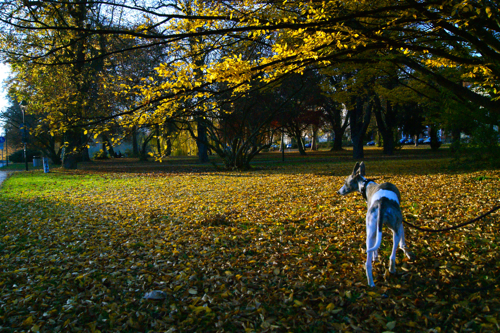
<box><xmin>358</xmin><ymin>176</ymin><xmax>375</xmax><ymax>201</ymax></box>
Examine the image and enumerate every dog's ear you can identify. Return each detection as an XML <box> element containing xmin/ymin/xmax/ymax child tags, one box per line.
<box><xmin>352</xmin><ymin>162</ymin><xmax>360</xmax><ymax>175</ymax></box>
<box><xmin>359</xmin><ymin>161</ymin><xmax>366</xmax><ymax>176</ymax></box>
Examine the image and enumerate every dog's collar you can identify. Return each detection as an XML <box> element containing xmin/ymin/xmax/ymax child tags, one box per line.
<box><xmin>360</xmin><ymin>178</ymin><xmax>375</xmax><ymax>201</ymax></box>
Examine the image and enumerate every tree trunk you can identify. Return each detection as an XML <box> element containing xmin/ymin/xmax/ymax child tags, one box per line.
<box><xmin>350</xmin><ymin>97</ymin><xmax>372</xmax><ymax>160</ymax></box>
<box><xmin>47</xmin><ymin>149</ymin><xmax>61</xmax><ymax>165</ymax></box>
<box><xmin>163</xmin><ymin>122</ymin><xmax>175</xmax><ymax>157</ymax></box>
<box><xmin>352</xmin><ymin>135</ymin><xmax>365</xmax><ymax>160</ymax></box>
<box><xmin>450</xmin><ymin>128</ymin><xmax>461</xmax><ymax>152</ymax></box>
<box><xmin>326</xmin><ymin>107</ymin><xmax>349</xmax><ymax>152</ymax></box>
<box><xmin>430</xmin><ymin>126</ymin><xmax>441</xmax><ymax>151</ymax></box>
<box><xmin>332</xmin><ymin>134</ymin><xmax>343</xmax><ymax>151</ymax></box>
<box><xmin>294</xmin><ymin>130</ymin><xmax>307</xmax><ymax>156</ymax></box>
<box><xmin>138</xmin><ymin>131</ymin><xmax>155</xmax><ymax>161</ymax></box>
<box><xmin>101</xmin><ymin>134</ymin><xmax>115</xmax><ymax>157</ymax></box>
<box><xmin>385</xmin><ymin>135</ymin><xmax>395</xmax><ymax>155</ymax></box>
<box><xmin>101</xmin><ymin>140</ymin><xmax>108</xmax><ymax>156</ymax></box>
<box><xmin>41</xmin><ymin>136</ymin><xmax>62</xmax><ymax>165</ymax></box>
<box><xmin>155</xmin><ymin>124</ymin><xmax>162</xmax><ymax>156</ymax></box>
<box><xmin>197</xmin><ymin>118</ymin><xmax>209</xmax><ymax>163</ymax></box>
<box><xmin>63</xmin><ymin>155</ymin><xmax>78</xmax><ymax>169</ymax></box>
<box><xmin>62</xmin><ymin>129</ymin><xmax>83</xmax><ymax>169</ymax></box>
<box><xmin>139</xmin><ymin>139</ymin><xmax>149</xmax><ymax>161</ymax></box>
<box><xmin>165</xmin><ymin>138</ymin><xmax>172</xmax><ymax>156</ymax></box>
<box><xmin>373</xmin><ymin>95</ymin><xmax>396</xmax><ymax>155</ymax></box>
<box><xmin>311</xmin><ymin>125</ymin><xmax>318</xmax><ymax>151</ymax></box>
<box><xmin>132</xmin><ymin>126</ymin><xmax>139</xmax><ymax>157</ymax></box>
<box><xmin>107</xmin><ymin>144</ymin><xmax>115</xmax><ymax>158</ymax></box>
<box><xmin>80</xmin><ymin>145</ymin><xmax>91</xmax><ymax>162</ymax></box>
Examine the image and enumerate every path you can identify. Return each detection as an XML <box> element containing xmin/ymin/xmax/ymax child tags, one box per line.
<box><xmin>0</xmin><ymin>171</ymin><xmax>9</xmax><ymax>188</ymax></box>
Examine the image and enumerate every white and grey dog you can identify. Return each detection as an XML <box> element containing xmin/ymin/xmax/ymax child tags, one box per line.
<box><xmin>337</xmin><ymin>162</ymin><xmax>415</xmax><ymax>287</ymax></box>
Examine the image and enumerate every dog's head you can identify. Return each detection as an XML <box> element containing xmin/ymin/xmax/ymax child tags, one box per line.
<box><xmin>337</xmin><ymin>161</ymin><xmax>365</xmax><ymax>195</ymax></box>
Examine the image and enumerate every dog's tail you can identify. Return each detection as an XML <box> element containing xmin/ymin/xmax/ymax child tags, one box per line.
<box><xmin>367</xmin><ymin>199</ymin><xmax>384</xmax><ymax>253</ymax></box>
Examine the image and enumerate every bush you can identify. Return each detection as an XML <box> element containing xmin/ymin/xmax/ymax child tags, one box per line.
<box><xmin>342</xmin><ymin>140</ymin><xmax>353</xmax><ymax>147</ymax></box>
<box><xmin>8</xmin><ymin>149</ymin><xmax>41</xmax><ymax>163</ymax></box>
<box><xmin>93</xmin><ymin>149</ymin><xmax>109</xmax><ymax>160</ymax></box>
<box><xmin>316</xmin><ymin>142</ymin><xmax>332</xmax><ymax>149</ymax></box>
<box><xmin>123</xmin><ymin>149</ymin><xmax>135</xmax><ymax>158</ymax></box>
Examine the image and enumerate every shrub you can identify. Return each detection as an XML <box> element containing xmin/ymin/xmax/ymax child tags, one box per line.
<box><xmin>93</xmin><ymin>149</ymin><xmax>109</xmax><ymax>160</ymax></box>
<box><xmin>316</xmin><ymin>142</ymin><xmax>332</xmax><ymax>149</ymax></box>
<box><xmin>8</xmin><ymin>149</ymin><xmax>41</xmax><ymax>163</ymax></box>
<box><xmin>123</xmin><ymin>149</ymin><xmax>135</xmax><ymax>157</ymax></box>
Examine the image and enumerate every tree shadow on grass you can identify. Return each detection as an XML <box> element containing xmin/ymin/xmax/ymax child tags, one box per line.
<box><xmin>74</xmin><ymin>147</ymin><xmax>491</xmax><ymax>178</ymax></box>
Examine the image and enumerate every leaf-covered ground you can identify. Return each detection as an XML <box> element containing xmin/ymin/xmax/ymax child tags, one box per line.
<box><xmin>1</xmin><ymin>158</ymin><xmax>499</xmax><ymax>332</ymax></box>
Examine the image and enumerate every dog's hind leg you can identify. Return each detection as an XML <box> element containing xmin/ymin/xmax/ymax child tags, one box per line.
<box><xmin>389</xmin><ymin>229</ymin><xmax>401</xmax><ymax>274</ymax></box>
<box><xmin>366</xmin><ymin>240</ymin><xmax>376</xmax><ymax>286</ymax></box>
<box><xmin>398</xmin><ymin>224</ymin><xmax>416</xmax><ymax>260</ymax></box>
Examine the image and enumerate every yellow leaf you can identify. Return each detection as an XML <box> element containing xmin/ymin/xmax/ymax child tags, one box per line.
<box><xmin>294</xmin><ymin>300</ymin><xmax>304</xmax><ymax>306</ymax></box>
<box><xmin>326</xmin><ymin>303</ymin><xmax>335</xmax><ymax>311</ymax></box>
<box><xmin>23</xmin><ymin>316</ymin><xmax>34</xmax><ymax>326</ymax></box>
<box><xmin>485</xmin><ymin>7</ymin><xmax>492</xmax><ymax>17</ymax></box>
<box><xmin>193</xmin><ymin>306</ymin><xmax>211</xmax><ymax>314</ymax></box>
<box><xmin>31</xmin><ymin>324</ymin><xmax>40</xmax><ymax>332</ymax></box>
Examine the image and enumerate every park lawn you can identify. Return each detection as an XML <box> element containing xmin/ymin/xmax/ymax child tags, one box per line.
<box><xmin>0</xmin><ymin>156</ymin><xmax>499</xmax><ymax>332</ymax></box>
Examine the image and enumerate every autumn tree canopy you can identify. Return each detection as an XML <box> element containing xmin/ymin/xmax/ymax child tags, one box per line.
<box><xmin>0</xmin><ymin>0</ymin><xmax>498</xmax><ymax>166</ymax></box>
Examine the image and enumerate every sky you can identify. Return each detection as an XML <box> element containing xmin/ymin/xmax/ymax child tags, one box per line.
<box><xmin>0</xmin><ymin>63</ymin><xmax>10</xmax><ymax>135</ymax></box>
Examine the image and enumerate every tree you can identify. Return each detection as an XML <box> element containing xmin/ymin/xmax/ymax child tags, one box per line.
<box><xmin>321</xmin><ymin>75</ymin><xmax>350</xmax><ymax>151</ymax></box>
<box><xmin>370</xmin><ymin>63</ymin><xmax>417</xmax><ymax>155</ymax></box>
<box><xmin>323</xmin><ymin>66</ymin><xmax>374</xmax><ymax>159</ymax></box>
<box><xmin>2</xmin><ymin>0</ymin><xmax>499</xmax><ymax>168</ymax></box>
<box><xmin>0</xmin><ymin>95</ymin><xmax>64</xmax><ymax>164</ymax></box>
<box><xmin>204</xmin><ymin>86</ymin><xmax>277</xmax><ymax>170</ymax></box>
<box><xmin>2</xmin><ymin>1</ymin><xmax>111</xmax><ymax>168</ymax></box>
<box><xmin>349</xmin><ymin>93</ymin><xmax>373</xmax><ymax>160</ymax></box>
<box><xmin>277</xmin><ymin>72</ymin><xmax>326</xmax><ymax>156</ymax></box>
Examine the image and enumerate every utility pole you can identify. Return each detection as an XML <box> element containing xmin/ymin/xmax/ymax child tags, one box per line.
<box><xmin>20</xmin><ymin>102</ymin><xmax>28</xmax><ymax>171</ymax></box>
<box><xmin>281</xmin><ymin>130</ymin><xmax>285</xmax><ymax>162</ymax></box>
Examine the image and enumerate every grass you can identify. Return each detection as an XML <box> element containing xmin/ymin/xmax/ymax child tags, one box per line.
<box><xmin>1</xmin><ymin>147</ymin><xmax>499</xmax><ymax>332</ymax></box>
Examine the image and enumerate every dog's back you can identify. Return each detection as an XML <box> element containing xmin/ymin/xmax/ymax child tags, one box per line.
<box><xmin>366</xmin><ymin>182</ymin><xmax>402</xmax><ymax>231</ymax></box>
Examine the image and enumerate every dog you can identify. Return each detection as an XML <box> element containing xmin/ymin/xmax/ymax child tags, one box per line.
<box><xmin>337</xmin><ymin>162</ymin><xmax>415</xmax><ymax>287</ymax></box>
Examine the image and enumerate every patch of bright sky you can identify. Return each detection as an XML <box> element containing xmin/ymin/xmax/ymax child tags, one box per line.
<box><xmin>0</xmin><ymin>63</ymin><xmax>10</xmax><ymax>108</ymax></box>
<box><xmin>0</xmin><ymin>63</ymin><xmax>11</xmax><ymax>135</ymax></box>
